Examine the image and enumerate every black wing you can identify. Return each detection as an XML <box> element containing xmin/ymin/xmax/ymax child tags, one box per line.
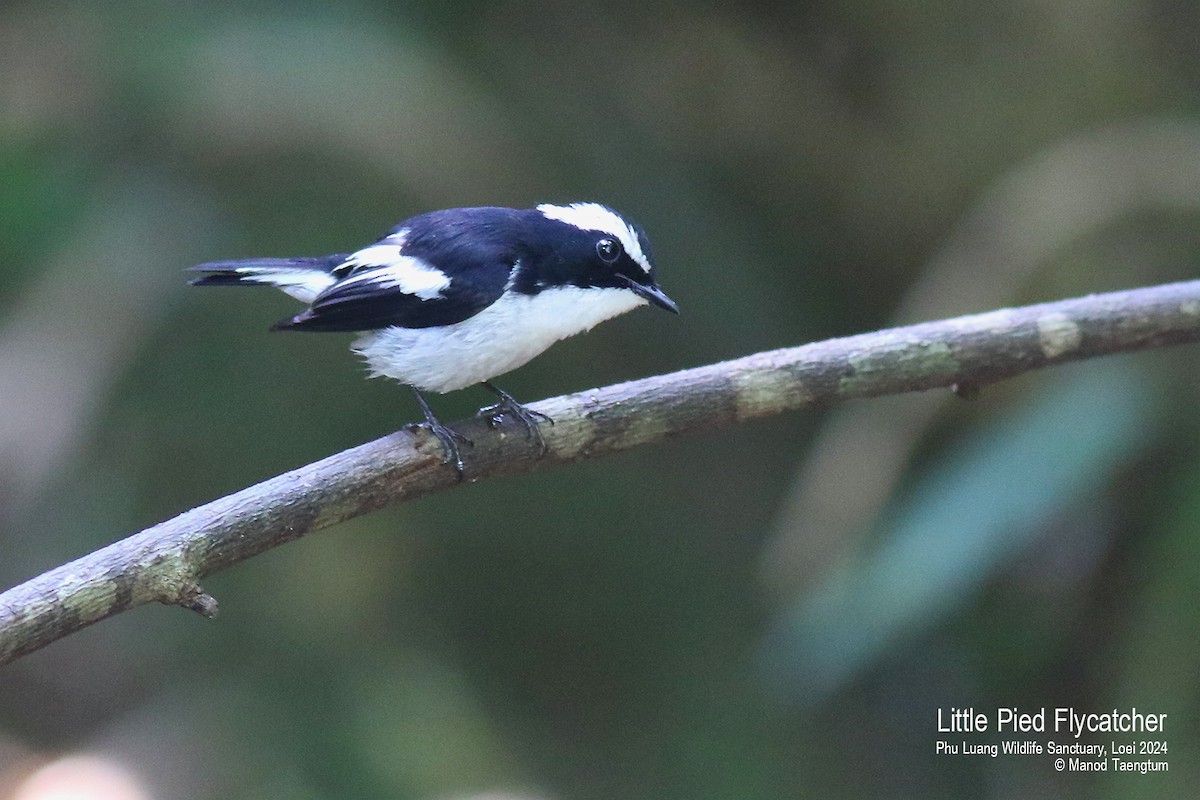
<box><xmin>273</xmin><ymin>206</ymin><xmax>532</xmax><ymax>332</ymax></box>
<box><xmin>272</xmin><ymin>258</ymin><xmax>511</xmax><ymax>332</ymax></box>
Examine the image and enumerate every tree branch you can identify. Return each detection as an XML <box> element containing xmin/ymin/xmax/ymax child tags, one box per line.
<box><xmin>4</xmin><ymin>280</ymin><xmax>1200</xmax><ymax>665</ymax></box>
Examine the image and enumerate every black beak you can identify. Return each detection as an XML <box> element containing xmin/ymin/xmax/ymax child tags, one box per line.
<box><xmin>619</xmin><ymin>275</ymin><xmax>680</xmax><ymax>314</ymax></box>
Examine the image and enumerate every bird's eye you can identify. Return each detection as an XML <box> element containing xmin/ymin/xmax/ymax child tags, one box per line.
<box><xmin>596</xmin><ymin>238</ymin><xmax>622</xmax><ymax>263</ymax></box>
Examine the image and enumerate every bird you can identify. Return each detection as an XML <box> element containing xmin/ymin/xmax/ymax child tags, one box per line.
<box><xmin>189</xmin><ymin>202</ymin><xmax>678</xmax><ymax>475</ymax></box>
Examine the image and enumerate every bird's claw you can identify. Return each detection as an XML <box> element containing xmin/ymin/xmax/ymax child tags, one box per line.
<box><xmin>480</xmin><ymin>402</ymin><xmax>553</xmax><ymax>429</ymax></box>
<box><xmin>406</xmin><ymin>419</ymin><xmax>473</xmax><ymax>478</ymax></box>
<box><xmin>409</xmin><ymin>389</ymin><xmax>473</xmax><ymax>479</ymax></box>
<box><xmin>477</xmin><ymin>385</ymin><xmax>553</xmax><ymax>455</ymax></box>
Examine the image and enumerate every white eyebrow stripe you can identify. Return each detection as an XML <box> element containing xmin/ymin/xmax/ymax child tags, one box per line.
<box><xmin>537</xmin><ymin>202</ymin><xmax>651</xmax><ymax>275</ymax></box>
<box><xmin>338</xmin><ymin>245</ymin><xmax>451</xmax><ymax>301</ymax></box>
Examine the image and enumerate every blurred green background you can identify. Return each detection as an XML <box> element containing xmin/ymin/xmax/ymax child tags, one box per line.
<box><xmin>3</xmin><ymin>1</ymin><xmax>1200</xmax><ymax>798</ymax></box>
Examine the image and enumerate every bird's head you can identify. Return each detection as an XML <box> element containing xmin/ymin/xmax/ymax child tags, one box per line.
<box><xmin>522</xmin><ymin>203</ymin><xmax>679</xmax><ymax>314</ymax></box>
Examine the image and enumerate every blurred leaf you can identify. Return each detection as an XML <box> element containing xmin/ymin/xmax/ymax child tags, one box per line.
<box><xmin>759</xmin><ymin>360</ymin><xmax>1155</xmax><ymax>704</ymax></box>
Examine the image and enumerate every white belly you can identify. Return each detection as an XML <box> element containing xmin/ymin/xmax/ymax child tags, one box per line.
<box><xmin>352</xmin><ymin>287</ymin><xmax>645</xmax><ymax>393</ymax></box>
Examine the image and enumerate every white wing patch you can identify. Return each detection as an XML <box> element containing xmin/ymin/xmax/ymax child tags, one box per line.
<box><xmin>229</xmin><ymin>267</ymin><xmax>336</xmax><ymax>303</ymax></box>
<box><xmin>536</xmin><ymin>202</ymin><xmax>651</xmax><ymax>275</ymax></box>
<box><xmin>337</xmin><ymin>242</ymin><xmax>451</xmax><ymax>301</ymax></box>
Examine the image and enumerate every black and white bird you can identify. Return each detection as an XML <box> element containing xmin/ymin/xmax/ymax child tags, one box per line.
<box><xmin>190</xmin><ymin>202</ymin><xmax>678</xmax><ymax>474</ymax></box>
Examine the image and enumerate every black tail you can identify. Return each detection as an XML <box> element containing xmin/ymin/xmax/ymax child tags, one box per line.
<box><xmin>187</xmin><ymin>256</ymin><xmax>346</xmax><ymax>288</ymax></box>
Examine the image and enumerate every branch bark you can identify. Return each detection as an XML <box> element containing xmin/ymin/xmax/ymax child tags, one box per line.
<box><xmin>4</xmin><ymin>280</ymin><xmax>1200</xmax><ymax>665</ymax></box>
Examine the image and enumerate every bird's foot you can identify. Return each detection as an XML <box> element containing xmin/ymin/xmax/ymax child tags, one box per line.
<box><xmin>409</xmin><ymin>389</ymin><xmax>473</xmax><ymax>479</ymax></box>
<box><xmin>478</xmin><ymin>382</ymin><xmax>553</xmax><ymax>455</ymax></box>
<box><xmin>407</xmin><ymin>419</ymin><xmax>473</xmax><ymax>478</ymax></box>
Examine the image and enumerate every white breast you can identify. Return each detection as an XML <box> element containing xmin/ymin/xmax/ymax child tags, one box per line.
<box><xmin>353</xmin><ymin>287</ymin><xmax>646</xmax><ymax>393</ymax></box>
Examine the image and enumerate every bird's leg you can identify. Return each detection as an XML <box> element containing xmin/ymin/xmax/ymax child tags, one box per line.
<box><xmin>407</xmin><ymin>388</ymin><xmax>472</xmax><ymax>478</ymax></box>
<box><xmin>477</xmin><ymin>381</ymin><xmax>553</xmax><ymax>454</ymax></box>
